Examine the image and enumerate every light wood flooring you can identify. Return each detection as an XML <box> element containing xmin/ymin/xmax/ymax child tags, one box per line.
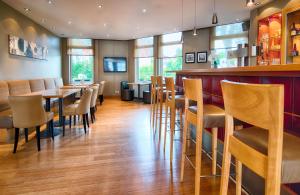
<box><xmin>0</xmin><ymin>97</ymin><xmax>236</xmax><ymax>194</ymax></box>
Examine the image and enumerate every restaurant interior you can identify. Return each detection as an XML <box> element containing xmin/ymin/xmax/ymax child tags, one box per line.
<box><xmin>1</xmin><ymin>0</ymin><xmax>300</xmax><ymax>194</ymax></box>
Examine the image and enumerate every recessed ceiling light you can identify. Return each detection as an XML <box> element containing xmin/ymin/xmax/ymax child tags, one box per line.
<box><xmin>24</xmin><ymin>8</ymin><xmax>31</xmax><ymax>12</ymax></box>
<box><xmin>142</xmin><ymin>8</ymin><xmax>147</xmax><ymax>13</ymax></box>
<box><xmin>103</xmin><ymin>23</ymin><xmax>107</xmax><ymax>27</ymax></box>
<box><xmin>98</xmin><ymin>5</ymin><xmax>102</xmax><ymax>8</ymax></box>
<box><xmin>68</xmin><ymin>21</ymin><xmax>72</xmax><ymax>25</ymax></box>
<box><xmin>48</xmin><ymin>0</ymin><xmax>52</xmax><ymax>4</ymax></box>
<box><xmin>236</xmin><ymin>18</ymin><xmax>240</xmax><ymax>22</ymax></box>
<box><xmin>106</xmin><ymin>34</ymin><xmax>110</xmax><ymax>37</ymax></box>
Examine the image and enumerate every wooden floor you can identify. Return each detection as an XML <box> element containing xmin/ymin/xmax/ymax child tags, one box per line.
<box><xmin>0</xmin><ymin>97</ymin><xmax>237</xmax><ymax>195</ymax></box>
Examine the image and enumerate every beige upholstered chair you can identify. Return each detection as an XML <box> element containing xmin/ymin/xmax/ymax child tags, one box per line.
<box><xmin>90</xmin><ymin>85</ymin><xmax>99</xmax><ymax>122</ymax></box>
<box><xmin>54</xmin><ymin>78</ymin><xmax>64</xmax><ymax>88</ymax></box>
<box><xmin>98</xmin><ymin>81</ymin><xmax>106</xmax><ymax>105</ymax></box>
<box><xmin>9</xmin><ymin>95</ymin><xmax>54</xmax><ymax>153</ymax></box>
<box><xmin>44</xmin><ymin>78</ymin><xmax>56</xmax><ymax>89</ymax></box>
<box><xmin>62</xmin><ymin>88</ymin><xmax>92</xmax><ymax>135</ymax></box>
<box><xmin>29</xmin><ymin>79</ymin><xmax>46</xmax><ymax>92</ymax></box>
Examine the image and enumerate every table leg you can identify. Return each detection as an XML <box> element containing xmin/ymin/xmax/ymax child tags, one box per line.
<box><xmin>59</xmin><ymin>98</ymin><xmax>63</xmax><ymax>126</ymax></box>
<box><xmin>45</xmin><ymin>98</ymin><xmax>51</xmax><ymax>112</ymax></box>
<box><xmin>138</xmin><ymin>84</ymin><xmax>141</xmax><ymax>100</ymax></box>
<box><xmin>41</xmin><ymin>98</ymin><xmax>61</xmax><ymax>138</ymax></box>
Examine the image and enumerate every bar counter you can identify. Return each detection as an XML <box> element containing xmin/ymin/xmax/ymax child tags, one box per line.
<box><xmin>175</xmin><ymin>64</ymin><xmax>300</xmax><ymax>139</ymax></box>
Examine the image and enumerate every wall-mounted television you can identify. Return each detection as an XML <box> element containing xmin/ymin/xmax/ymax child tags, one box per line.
<box><xmin>103</xmin><ymin>57</ymin><xmax>127</xmax><ymax>72</ymax></box>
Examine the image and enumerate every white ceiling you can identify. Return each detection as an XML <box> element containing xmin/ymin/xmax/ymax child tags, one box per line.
<box><xmin>2</xmin><ymin>0</ymin><xmax>272</xmax><ymax>40</ymax></box>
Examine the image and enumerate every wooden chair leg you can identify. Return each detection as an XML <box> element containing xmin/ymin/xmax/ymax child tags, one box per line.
<box><xmin>170</xmin><ymin>107</ymin><xmax>175</xmax><ymax>163</ymax></box>
<box><xmin>86</xmin><ymin>113</ymin><xmax>90</xmax><ymax>128</ymax></box>
<box><xmin>195</xmin><ymin>125</ymin><xmax>203</xmax><ymax>195</ymax></box>
<box><xmin>36</xmin><ymin>126</ymin><xmax>41</xmax><ymax>151</ymax></box>
<box><xmin>51</xmin><ymin>120</ymin><xmax>54</xmax><ymax>140</ymax></box>
<box><xmin>90</xmin><ymin>108</ymin><xmax>94</xmax><ymax>123</ymax></box>
<box><xmin>159</xmin><ymin>95</ymin><xmax>163</xmax><ymax>141</ymax></box>
<box><xmin>69</xmin><ymin>116</ymin><xmax>72</xmax><ymax>129</ymax></box>
<box><xmin>212</xmin><ymin>127</ymin><xmax>218</xmax><ymax>175</ymax></box>
<box><xmin>93</xmin><ymin>107</ymin><xmax>96</xmax><ymax>121</ymax></box>
<box><xmin>62</xmin><ymin>116</ymin><xmax>66</xmax><ymax>136</ymax></box>
<box><xmin>220</xmin><ymin>142</ymin><xmax>232</xmax><ymax>195</ymax></box>
<box><xmin>82</xmin><ymin>114</ymin><xmax>87</xmax><ymax>134</ymax></box>
<box><xmin>236</xmin><ymin>159</ymin><xmax>242</xmax><ymax>195</ymax></box>
<box><xmin>24</xmin><ymin>128</ymin><xmax>28</xmax><ymax>142</ymax></box>
<box><xmin>13</xmin><ymin>128</ymin><xmax>19</xmax><ymax>153</ymax></box>
<box><xmin>164</xmin><ymin>104</ymin><xmax>169</xmax><ymax>152</ymax></box>
<box><xmin>180</xmin><ymin>112</ymin><xmax>188</xmax><ymax>181</ymax></box>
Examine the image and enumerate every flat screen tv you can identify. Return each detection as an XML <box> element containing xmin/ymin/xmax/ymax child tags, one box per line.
<box><xmin>103</xmin><ymin>57</ymin><xmax>127</xmax><ymax>72</ymax></box>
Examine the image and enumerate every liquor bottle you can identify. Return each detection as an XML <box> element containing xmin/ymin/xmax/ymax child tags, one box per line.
<box><xmin>291</xmin><ymin>23</ymin><xmax>297</xmax><ymax>36</ymax></box>
<box><xmin>292</xmin><ymin>44</ymin><xmax>299</xmax><ymax>56</ymax></box>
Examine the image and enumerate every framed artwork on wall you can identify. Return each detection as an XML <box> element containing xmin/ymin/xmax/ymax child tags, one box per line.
<box><xmin>197</xmin><ymin>51</ymin><xmax>207</xmax><ymax>63</ymax></box>
<box><xmin>185</xmin><ymin>52</ymin><xmax>195</xmax><ymax>63</ymax></box>
<box><xmin>8</xmin><ymin>35</ymin><xmax>48</xmax><ymax>60</ymax></box>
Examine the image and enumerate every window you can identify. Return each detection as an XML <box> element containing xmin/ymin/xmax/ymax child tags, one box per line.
<box><xmin>68</xmin><ymin>39</ymin><xmax>94</xmax><ymax>83</ymax></box>
<box><xmin>135</xmin><ymin>37</ymin><xmax>154</xmax><ymax>81</ymax></box>
<box><xmin>211</xmin><ymin>23</ymin><xmax>248</xmax><ymax>68</ymax></box>
<box><xmin>159</xmin><ymin>32</ymin><xmax>182</xmax><ymax>78</ymax></box>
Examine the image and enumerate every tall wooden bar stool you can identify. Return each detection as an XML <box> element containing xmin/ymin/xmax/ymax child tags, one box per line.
<box><xmin>154</xmin><ymin>76</ymin><xmax>164</xmax><ymax>140</ymax></box>
<box><xmin>163</xmin><ymin>77</ymin><xmax>187</xmax><ymax>163</ymax></box>
<box><xmin>220</xmin><ymin>81</ymin><xmax>284</xmax><ymax>195</ymax></box>
<box><xmin>180</xmin><ymin>78</ymin><xmax>226</xmax><ymax>195</ymax></box>
<box><xmin>150</xmin><ymin>76</ymin><xmax>157</xmax><ymax>130</ymax></box>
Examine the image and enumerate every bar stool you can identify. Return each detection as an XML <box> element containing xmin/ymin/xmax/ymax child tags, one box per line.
<box><xmin>150</xmin><ymin>76</ymin><xmax>157</xmax><ymax>130</ymax></box>
<box><xmin>220</xmin><ymin>81</ymin><xmax>284</xmax><ymax>195</ymax></box>
<box><xmin>163</xmin><ymin>77</ymin><xmax>187</xmax><ymax>163</ymax></box>
<box><xmin>180</xmin><ymin>78</ymin><xmax>226</xmax><ymax>195</ymax></box>
<box><xmin>154</xmin><ymin>76</ymin><xmax>164</xmax><ymax>140</ymax></box>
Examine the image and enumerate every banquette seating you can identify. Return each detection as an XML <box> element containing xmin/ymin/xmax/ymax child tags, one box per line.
<box><xmin>0</xmin><ymin>78</ymin><xmax>64</xmax><ymax>131</ymax></box>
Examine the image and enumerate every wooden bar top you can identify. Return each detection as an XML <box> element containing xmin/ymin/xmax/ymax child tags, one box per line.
<box><xmin>175</xmin><ymin>64</ymin><xmax>300</xmax><ymax>77</ymax></box>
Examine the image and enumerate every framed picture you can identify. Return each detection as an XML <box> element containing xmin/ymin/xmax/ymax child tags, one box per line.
<box><xmin>185</xmin><ymin>52</ymin><xmax>195</xmax><ymax>63</ymax></box>
<box><xmin>197</xmin><ymin>51</ymin><xmax>207</xmax><ymax>63</ymax></box>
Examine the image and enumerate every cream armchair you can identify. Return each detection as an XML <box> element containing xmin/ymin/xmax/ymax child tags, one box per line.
<box><xmin>9</xmin><ymin>95</ymin><xmax>54</xmax><ymax>153</ymax></box>
<box><xmin>90</xmin><ymin>85</ymin><xmax>99</xmax><ymax>123</ymax></box>
<box><xmin>62</xmin><ymin>88</ymin><xmax>92</xmax><ymax>135</ymax></box>
<box><xmin>98</xmin><ymin>81</ymin><xmax>106</xmax><ymax>105</ymax></box>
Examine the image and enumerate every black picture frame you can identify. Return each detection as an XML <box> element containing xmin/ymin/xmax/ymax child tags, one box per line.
<box><xmin>197</xmin><ymin>51</ymin><xmax>207</xmax><ymax>63</ymax></box>
<box><xmin>185</xmin><ymin>52</ymin><xmax>195</xmax><ymax>63</ymax></box>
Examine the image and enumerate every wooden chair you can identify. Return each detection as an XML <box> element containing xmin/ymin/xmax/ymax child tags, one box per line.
<box><xmin>220</xmin><ymin>81</ymin><xmax>284</xmax><ymax>195</ymax></box>
<box><xmin>163</xmin><ymin>77</ymin><xmax>186</xmax><ymax>163</ymax></box>
<box><xmin>180</xmin><ymin>78</ymin><xmax>204</xmax><ymax>195</ymax></box>
<box><xmin>155</xmin><ymin>76</ymin><xmax>164</xmax><ymax>140</ymax></box>
<box><xmin>150</xmin><ymin>76</ymin><xmax>157</xmax><ymax>130</ymax></box>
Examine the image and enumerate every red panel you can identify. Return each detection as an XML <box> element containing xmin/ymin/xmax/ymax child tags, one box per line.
<box><xmin>212</xmin><ymin>76</ymin><xmax>225</xmax><ymax>96</ymax></box>
<box><xmin>293</xmin><ymin>78</ymin><xmax>300</xmax><ymax>115</ymax></box>
<box><xmin>261</xmin><ymin>77</ymin><xmax>293</xmax><ymax>113</ymax></box>
<box><xmin>284</xmin><ymin>114</ymin><xmax>293</xmax><ymax>131</ymax></box>
<box><xmin>203</xmin><ymin>92</ymin><xmax>212</xmax><ymax>104</ymax></box>
<box><xmin>292</xmin><ymin>116</ymin><xmax>300</xmax><ymax>136</ymax></box>
<box><xmin>202</xmin><ymin>76</ymin><xmax>212</xmax><ymax>94</ymax></box>
<box><xmin>239</xmin><ymin>76</ymin><xmax>261</xmax><ymax>84</ymax></box>
<box><xmin>212</xmin><ymin>95</ymin><xmax>224</xmax><ymax>108</ymax></box>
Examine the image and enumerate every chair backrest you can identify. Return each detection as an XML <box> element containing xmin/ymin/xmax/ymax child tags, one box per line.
<box><xmin>221</xmin><ymin>80</ymin><xmax>284</xmax><ymax>194</ymax></box>
<box><xmin>90</xmin><ymin>85</ymin><xmax>99</xmax><ymax>107</ymax></box>
<box><xmin>156</xmin><ymin>76</ymin><xmax>163</xmax><ymax>88</ymax></box>
<box><xmin>54</xmin><ymin>78</ymin><xmax>64</xmax><ymax>88</ymax></box>
<box><xmin>183</xmin><ymin>78</ymin><xmax>203</xmax><ymax>102</ymax></box>
<box><xmin>7</xmin><ymin>80</ymin><xmax>31</xmax><ymax>95</ymax></box>
<box><xmin>165</xmin><ymin>77</ymin><xmax>175</xmax><ymax>101</ymax></box>
<box><xmin>99</xmin><ymin>81</ymin><xmax>106</xmax><ymax>95</ymax></box>
<box><xmin>30</xmin><ymin>79</ymin><xmax>46</xmax><ymax>92</ymax></box>
<box><xmin>9</xmin><ymin>95</ymin><xmax>47</xmax><ymax>128</ymax></box>
<box><xmin>77</xmin><ymin>88</ymin><xmax>93</xmax><ymax>114</ymax></box>
<box><xmin>44</xmin><ymin>78</ymin><xmax>56</xmax><ymax>89</ymax></box>
<box><xmin>0</xmin><ymin>81</ymin><xmax>10</xmax><ymax>111</ymax></box>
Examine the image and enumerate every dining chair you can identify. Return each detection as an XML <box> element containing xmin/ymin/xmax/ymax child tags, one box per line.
<box><xmin>62</xmin><ymin>88</ymin><xmax>93</xmax><ymax>135</ymax></box>
<box><xmin>150</xmin><ymin>76</ymin><xmax>157</xmax><ymax>130</ymax></box>
<box><xmin>90</xmin><ymin>85</ymin><xmax>99</xmax><ymax>123</ymax></box>
<box><xmin>220</xmin><ymin>81</ymin><xmax>284</xmax><ymax>195</ymax></box>
<box><xmin>9</xmin><ymin>95</ymin><xmax>54</xmax><ymax>153</ymax></box>
<box><xmin>98</xmin><ymin>81</ymin><xmax>106</xmax><ymax>105</ymax></box>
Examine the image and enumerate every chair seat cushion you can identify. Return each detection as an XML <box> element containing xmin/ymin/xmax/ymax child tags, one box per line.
<box><xmin>234</xmin><ymin>127</ymin><xmax>300</xmax><ymax>184</ymax></box>
<box><xmin>188</xmin><ymin>104</ymin><xmax>225</xmax><ymax>128</ymax></box>
<box><xmin>63</xmin><ymin>104</ymin><xmax>78</xmax><ymax>116</ymax></box>
<box><xmin>0</xmin><ymin>109</ymin><xmax>13</xmax><ymax>129</ymax></box>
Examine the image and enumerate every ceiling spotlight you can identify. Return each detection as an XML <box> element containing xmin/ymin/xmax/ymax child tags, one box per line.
<box><xmin>103</xmin><ymin>23</ymin><xmax>107</xmax><ymax>27</ymax></box>
<box><xmin>246</xmin><ymin>0</ymin><xmax>255</xmax><ymax>7</ymax></box>
<box><xmin>98</xmin><ymin>5</ymin><xmax>102</xmax><ymax>8</ymax></box>
<box><xmin>193</xmin><ymin>27</ymin><xmax>197</xmax><ymax>36</ymax></box>
<box><xmin>48</xmin><ymin>0</ymin><xmax>52</xmax><ymax>4</ymax></box>
<box><xmin>142</xmin><ymin>8</ymin><xmax>147</xmax><ymax>13</ymax></box>
<box><xmin>24</xmin><ymin>8</ymin><xmax>31</xmax><ymax>12</ymax></box>
<box><xmin>68</xmin><ymin>21</ymin><xmax>72</xmax><ymax>25</ymax></box>
<box><xmin>212</xmin><ymin>13</ymin><xmax>218</xmax><ymax>24</ymax></box>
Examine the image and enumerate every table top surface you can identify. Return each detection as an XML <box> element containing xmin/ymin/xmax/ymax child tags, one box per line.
<box><xmin>127</xmin><ymin>82</ymin><xmax>151</xmax><ymax>85</ymax></box>
<box><xmin>60</xmin><ymin>84</ymin><xmax>93</xmax><ymax>89</ymax></box>
<box><xmin>23</xmin><ymin>88</ymin><xmax>80</xmax><ymax>98</ymax></box>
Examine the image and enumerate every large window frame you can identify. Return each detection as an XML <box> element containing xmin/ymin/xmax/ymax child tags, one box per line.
<box><xmin>210</xmin><ymin>22</ymin><xmax>248</xmax><ymax>68</ymax></box>
<box><xmin>68</xmin><ymin>39</ymin><xmax>94</xmax><ymax>83</ymax></box>
<box><xmin>134</xmin><ymin>37</ymin><xmax>154</xmax><ymax>82</ymax></box>
<box><xmin>158</xmin><ymin>32</ymin><xmax>183</xmax><ymax>78</ymax></box>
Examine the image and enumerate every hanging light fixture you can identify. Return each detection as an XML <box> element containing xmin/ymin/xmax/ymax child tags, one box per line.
<box><xmin>212</xmin><ymin>0</ymin><xmax>218</xmax><ymax>25</ymax></box>
<box><xmin>181</xmin><ymin>0</ymin><xmax>184</xmax><ymax>43</ymax></box>
<box><xmin>246</xmin><ymin>0</ymin><xmax>255</xmax><ymax>7</ymax></box>
<box><xmin>193</xmin><ymin>0</ymin><xmax>197</xmax><ymax>36</ymax></box>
